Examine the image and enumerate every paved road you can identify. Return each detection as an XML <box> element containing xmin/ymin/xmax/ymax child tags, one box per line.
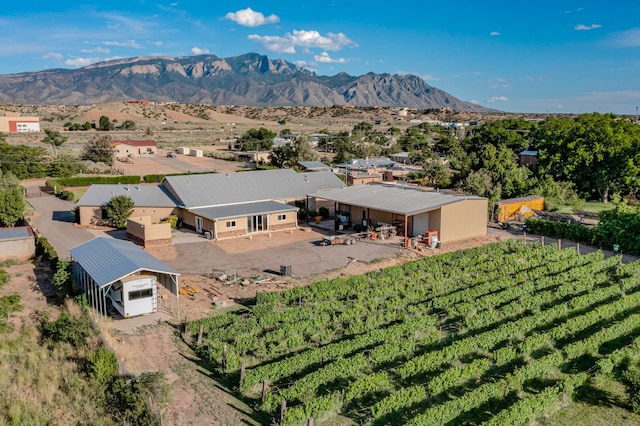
<box><xmin>26</xmin><ymin>191</ymin><xmax>95</xmax><ymax>259</ymax></box>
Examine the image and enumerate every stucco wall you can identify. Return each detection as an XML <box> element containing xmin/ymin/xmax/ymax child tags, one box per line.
<box><xmin>0</xmin><ymin>238</ymin><xmax>35</xmax><ymax>260</ymax></box>
<box><xmin>79</xmin><ymin>206</ymin><xmax>175</xmax><ymax>227</ymax></box>
<box><xmin>127</xmin><ymin>216</ymin><xmax>172</xmax><ymax>246</ymax></box>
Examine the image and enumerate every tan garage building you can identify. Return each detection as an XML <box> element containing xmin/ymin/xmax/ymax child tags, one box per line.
<box><xmin>309</xmin><ymin>184</ymin><xmax>488</xmax><ymax>243</ymax></box>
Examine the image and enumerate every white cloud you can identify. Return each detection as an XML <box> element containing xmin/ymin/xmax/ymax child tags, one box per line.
<box><xmin>487</xmin><ymin>96</ymin><xmax>509</xmax><ymax>103</ymax></box>
<box><xmin>609</xmin><ymin>28</ymin><xmax>640</xmax><ymax>47</ymax></box>
<box><xmin>102</xmin><ymin>40</ymin><xmax>143</xmax><ymax>48</ymax></box>
<box><xmin>191</xmin><ymin>46</ymin><xmax>210</xmax><ymax>55</ymax></box>
<box><xmin>170</xmin><ymin>2</ymin><xmax>179</xmax><ymax>6</ymax></box>
<box><xmin>43</xmin><ymin>52</ymin><xmax>63</xmax><ymax>61</ymax></box>
<box><xmin>490</xmin><ymin>31</ymin><xmax>500</xmax><ymax>37</ymax></box>
<box><xmin>225</xmin><ymin>8</ymin><xmax>279</xmax><ymax>27</ymax></box>
<box><xmin>248</xmin><ymin>29</ymin><xmax>357</xmax><ymax>54</ymax></box>
<box><xmin>314</xmin><ymin>52</ymin><xmax>347</xmax><ymax>63</ymax></box>
<box><xmin>65</xmin><ymin>57</ymin><xmax>100</xmax><ymax>67</ymax></box>
<box><xmin>575</xmin><ymin>24</ymin><xmax>602</xmax><ymax>31</ymax></box>
<box><xmin>470</xmin><ymin>100</ymin><xmax>479</xmax><ymax>104</ymax></box>
<box><xmin>154</xmin><ymin>41</ymin><xmax>163</xmax><ymax>47</ymax></box>
<box><xmin>81</xmin><ymin>47</ymin><xmax>110</xmax><ymax>54</ymax></box>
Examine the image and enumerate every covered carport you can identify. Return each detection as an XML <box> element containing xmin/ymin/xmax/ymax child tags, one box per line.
<box><xmin>69</xmin><ymin>237</ymin><xmax>181</xmax><ymax>318</ymax></box>
<box><xmin>308</xmin><ymin>184</ymin><xmax>488</xmax><ymax>244</ymax></box>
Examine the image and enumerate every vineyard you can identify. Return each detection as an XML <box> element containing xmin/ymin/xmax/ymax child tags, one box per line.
<box><xmin>188</xmin><ymin>240</ymin><xmax>640</xmax><ymax>425</ymax></box>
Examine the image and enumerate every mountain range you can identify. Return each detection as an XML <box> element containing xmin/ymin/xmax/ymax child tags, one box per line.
<box><xmin>0</xmin><ymin>53</ymin><xmax>491</xmax><ymax>111</ymax></box>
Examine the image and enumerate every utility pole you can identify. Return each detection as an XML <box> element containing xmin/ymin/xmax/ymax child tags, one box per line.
<box><xmin>636</xmin><ymin>106</ymin><xmax>639</xmax><ymax>123</ymax></box>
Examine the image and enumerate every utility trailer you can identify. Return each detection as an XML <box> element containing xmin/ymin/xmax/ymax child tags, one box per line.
<box><xmin>107</xmin><ymin>274</ymin><xmax>158</xmax><ymax>318</ymax></box>
<box><xmin>320</xmin><ymin>235</ymin><xmax>357</xmax><ymax>246</ymax></box>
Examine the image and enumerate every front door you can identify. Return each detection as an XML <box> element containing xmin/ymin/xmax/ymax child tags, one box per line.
<box><xmin>195</xmin><ymin>216</ymin><xmax>203</xmax><ymax>233</ymax></box>
<box><xmin>248</xmin><ymin>214</ymin><xmax>268</xmax><ymax>233</ymax></box>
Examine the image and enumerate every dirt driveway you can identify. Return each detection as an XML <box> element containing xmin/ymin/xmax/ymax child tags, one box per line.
<box><xmin>115</xmin><ymin>150</ymin><xmax>243</xmax><ymax>176</ymax></box>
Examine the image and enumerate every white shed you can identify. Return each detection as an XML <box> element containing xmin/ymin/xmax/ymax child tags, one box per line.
<box><xmin>70</xmin><ymin>237</ymin><xmax>181</xmax><ymax>318</ymax></box>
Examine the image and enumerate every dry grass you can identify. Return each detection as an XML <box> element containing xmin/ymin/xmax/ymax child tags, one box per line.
<box><xmin>0</xmin><ymin>325</ymin><xmax>113</xmax><ymax>426</ymax></box>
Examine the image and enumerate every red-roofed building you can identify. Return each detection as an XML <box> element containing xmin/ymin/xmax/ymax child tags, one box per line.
<box><xmin>111</xmin><ymin>140</ymin><xmax>157</xmax><ymax>157</ymax></box>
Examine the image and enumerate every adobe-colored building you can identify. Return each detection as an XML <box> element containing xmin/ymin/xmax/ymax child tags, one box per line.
<box><xmin>111</xmin><ymin>140</ymin><xmax>157</xmax><ymax>157</ymax></box>
<box><xmin>0</xmin><ymin>116</ymin><xmax>40</xmax><ymax>133</ymax></box>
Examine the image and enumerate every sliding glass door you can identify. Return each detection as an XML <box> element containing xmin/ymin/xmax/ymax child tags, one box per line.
<box><xmin>248</xmin><ymin>214</ymin><xmax>268</xmax><ymax>233</ymax></box>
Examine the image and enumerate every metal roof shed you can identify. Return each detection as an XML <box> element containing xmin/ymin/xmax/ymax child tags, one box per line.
<box><xmin>69</xmin><ymin>237</ymin><xmax>181</xmax><ymax>318</ymax></box>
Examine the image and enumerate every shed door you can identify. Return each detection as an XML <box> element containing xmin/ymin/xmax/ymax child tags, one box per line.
<box><xmin>412</xmin><ymin>213</ymin><xmax>429</xmax><ymax>237</ymax></box>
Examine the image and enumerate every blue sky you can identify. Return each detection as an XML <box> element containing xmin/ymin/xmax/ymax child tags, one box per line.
<box><xmin>1</xmin><ymin>1</ymin><xmax>639</xmax><ymax>114</ymax></box>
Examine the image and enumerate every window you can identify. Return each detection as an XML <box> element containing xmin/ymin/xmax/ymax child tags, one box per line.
<box><xmin>277</xmin><ymin>214</ymin><xmax>287</xmax><ymax>221</ymax></box>
<box><xmin>226</xmin><ymin>220</ymin><xmax>236</xmax><ymax>228</ymax></box>
<box><xmin>128</xmin><ymin>288</ymin><xmax>152</xmax><ymax>300</ymax></box>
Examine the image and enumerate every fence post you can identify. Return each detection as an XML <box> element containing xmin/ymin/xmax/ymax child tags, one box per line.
<box><xmin>197</xmin><ymin>324</ymin><xmax>204</xmax><ymax>345</ymax></box>
<box><xmin>541</xmin><ymin>236</ymin><xmax>545</xmax><ymax>246</ymax></box>
<box><xmin>240</xmin><ymin>363</ymin><xmax>246</xmax><ymax>385</ymax></box>
<box><xmin>280</xmin><ymin>399</ymin><xmax>287</xmax><ymax>426</ymax></box>
<box><xmin>576</xmin><ymin>243</ymin><xmax>580</xmax><ymax>255</ymax></box>
<box><xmin>558</xmin><ymin>239</ymin><xmax>561</xmax><ymax>250</ymax></box>
<box><xmin>262</xmin><ymin>380</ymin><xmax>268</xmax><ymax>403</ymax></box>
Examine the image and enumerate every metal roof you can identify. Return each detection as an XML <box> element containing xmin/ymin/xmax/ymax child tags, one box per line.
<box><xmin>190</xmin><ymin>201</ymin><xmax>298</xmax><ymax>221</ymax></box>
<box><xmin>70</xmin><ymin>237</ymin><xmax>178</xmax><ymax>288</ymax></box>
<box><xmin>309</xmin><ymin>184</ymin><xmax>486</xmax><ymax>215</ymax></box>
<box><xmin>336</xmin><ymin>157</ymin><xmax>400</xmax><ymax>169</ymax></box>
<box><xmin>300</xmin><ymin>171</ymin><xmax>345</xmax><ymax>192</ymax></box>
<box><xmin>519</xmin><ymin>150</ymin><xmax>538</xmax><ymax>156</ymax></box>
<box><xmin>297</xmin><ymin>161</ymin><xmax>330</xmax><ymax>170</ymax></box>
<box><xmin>76</xmin><ymin>184</ymin><xmax>178</xmax><ymax>207</ymax></box>
<box><xmin>163</xmin><ymin>169</ymin><xmax>335</xmax><ymax>208</ymax></box>
<box><xmin>0</xmin><ymin>226</ymin><xmax>33</xmax><ymax>240</ymax></box>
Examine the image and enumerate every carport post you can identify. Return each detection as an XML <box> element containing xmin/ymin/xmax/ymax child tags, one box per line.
<box><xmin>404</xmin><ymin>215</ymin><xmax>409</xmax><ymax>248</ymax></box>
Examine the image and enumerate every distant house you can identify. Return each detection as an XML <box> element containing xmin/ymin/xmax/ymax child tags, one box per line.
<box><xmin>0</xmin><ymin>115</ymin><xmax>40</xmax><ymax>133</ymax></box>
<box><xmin>389</xmin><ymin>152</ymin><xmax>413</xmax><ymax>165</ymax></box>
<box><xmin>519</xmin><ymin>150</ymin><xmax>538</xmax><ymax>167</ymax></box>
<box><xmin>0</xmin><ymin>226</ymin><xmax>35</xmax><ymax>261</ymax></box>
<box><xmin>295</xmin><ymin>161</ymin><xmax>331</xmax><ymax>172</ymax></box>
<box><xmin>336</xmin><ymin>157</ymin><xmax>418</xmax><ymax>184</ymax></box>
<box><xmin>111</xmin><ymin>140</ymin><xmax>157</xmax><ymax>157</ymax></box>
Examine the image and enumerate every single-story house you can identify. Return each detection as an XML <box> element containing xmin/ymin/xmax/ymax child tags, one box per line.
<box><xmin>0</xmin><ymin>226</ymin><xmax>35</xmax><ymax>261</ymax></box>
<box><xmin>70</xmin><ymin>237</ymin><xmax>180</xmax><ymax>318</ymax></box>
<box><xmin>308</xmin><ymin>184</ymin><xmax>488</xmax><ymax>243</ymax></box>
<box><xmin>0</xmin><ymin>116</ymin><xmax>40</xmax><ymax>133</ymax></box>
<box><xmin>111</xmin><ymin>140</ymin><xmax>158</xmax><ymax>157</ymax></box>
<box><xmin>76</xmin><ymin>184</ymin><xmax>179</xmax><ymax>227</ymax></box>
<box><xmin>77</xmin><ymin>169</ymin><xmax>345</xmax><ymax>241</ymax></box>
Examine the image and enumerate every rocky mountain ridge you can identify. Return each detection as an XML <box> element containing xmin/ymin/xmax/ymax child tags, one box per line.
<box><xmin>0</xmin><ymin>53</ymin><xmax>492</xmax><ymax>111</ymax></box>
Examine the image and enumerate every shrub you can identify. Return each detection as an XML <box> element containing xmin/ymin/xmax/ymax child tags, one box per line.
<box><xmin>319</xmin><ymin>207</ymin><xmax>330</xmax><ymax>219</ymax></box>
<box><xmin>36</xmin><ymin>236</ymin><xmax>58</xmax><ymax>270</ymax></box>
<box><xmin>38</xmin><ymin>311</ymin><xmax>94</xmax><ymax>348</ymax></box>
<box><xmin>524</xmin><ymin>218</ymin><xmax>593</xmax><ymax>243</ymax></box>
<box><xmin>86</xmin><ymin>347</ymin><xmax>118</xmax><ymax>385</ymax></box>
<box><xmin>0</xmin><ymin>269</ymin><xmax>9</xmax><ymax>289</ymax></box>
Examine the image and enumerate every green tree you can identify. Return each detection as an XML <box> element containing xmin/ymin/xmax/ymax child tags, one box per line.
<box><xmin>0</xmin><ymin>142</ymin><xmax>48</xmax><ymax>179</ymax></box>
<box><xmin>269</xmin><ymin>145</ymin><xmax>294</xmax><ymax>168</ymax></box>
<box><xmin>458</xmin><ymin>169</ymin><xmax>502</xmax><ymax>202</ymax></box>
<box><xmin>50</xmin><ymin>153</ymin><xmax>84</xmax><ymax>178</ymax></box>
<box><xmin>41</xmin><ymin>128</ymin><xmax>68</xmax><ymax>158</ymax></box>
<box><xmin>0</xmin><ymin>187</ymin><xmax>25</xmax><ymax>227</ymax></box>
<box><xmin>292</xmin><ymin>134</ymin><xmax>318</xmax><ymax>162</ymax></box>
<box><xmin>82</xmin><ymin>135</ymin><xmax>114</xmax><ymax>166</ymax></box>
<box><xmin>536</xmin><ymin>113</ymin><xmax>640</xmax><ymax>203</ymax></box>
<box><xmin>106</xmin><ymin>195</ymin><xmax>134</xmax><ymax>229</ymax></box>
<box><xmin>236</xmin><ymin>128</ymin><xmax>276</xmax><ymax>151</ymax></box>
<box><xmin>412</xmin><ymin>150</ymin><xmax>453</xmax><ymax>188</ymax></box>
<box><xmin>98</xmin><ymin>115</ymin><xmax>114</xmax><ymax>131</ymax></box>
